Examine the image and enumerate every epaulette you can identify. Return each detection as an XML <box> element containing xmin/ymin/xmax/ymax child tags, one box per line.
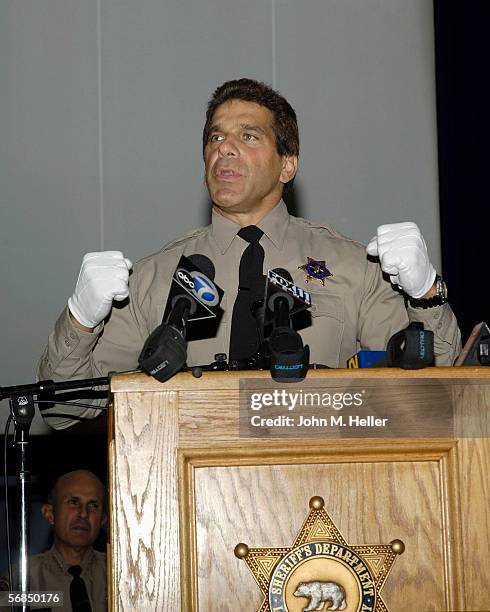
<box><xmin>135</xmin><ymin>226</ymin><xmax>211</xmax><ymax>266</ymax></box>
<box><xmin>293</xmin><ymin>216</ymin><xmax>365</xmax><ymax>248</ymax></box>
<box><xmin>158</xmin><ymin>225</ymin><xmax>209</xmax><ymax>253</ymax></box>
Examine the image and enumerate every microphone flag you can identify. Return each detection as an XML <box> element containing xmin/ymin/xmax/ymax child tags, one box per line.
<box><xmin>163</xmin><ymin>254</ymin><xmax>223</xmax><ymax>324</ymax></box>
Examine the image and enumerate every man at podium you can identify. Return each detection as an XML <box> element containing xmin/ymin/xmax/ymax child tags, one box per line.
<box><xmin>38</xmin><ymin>78</ymin><xmax>460</xmax><ymax>428</ymax></box>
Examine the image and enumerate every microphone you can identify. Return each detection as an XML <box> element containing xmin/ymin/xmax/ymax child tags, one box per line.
<box><xmin>188</xmin><ymin>254</ymin><xmax>215</xmax><ymax>279</ymax></box>
<box><xmin>163</xmin><ymin>254</ymin><xmax>221</xmax><ymax>323</ymax></box>
<box><xmin>264</xmin><ymin>268</ymin><xmax>311</xmax><ymax>323</ymax></box>
<box><xmin>165</xmin><ymin>254</ymin><xmax>217</xmax><ymax>333</ymax></box>
<box><xmin>138</xmin><ymin>254</ymin><xmax>222</xmax><ymax>382</ymax></box>
<box><xmin>386</xmin><ymin>322</ymin><xmax>434</xmax><ymax>369</ymax></box>
<box><xmin>266</xmin><ymin>269</ymin><xmax>310</xmax><ymax>382</ymax></box>
<box><xmin>347</xmin><ymin>350</ymin><xmax>387</xmax><ymax>368</ymax></box>
<box><xmin>454</xmin><ymin>322</ymin><xmax>490</xmax><ymax>366</ymax></box>
<box><xmin>267</xmin><ymin>268</ymin><xmax>295</xmax><ymax>328</ymax></box>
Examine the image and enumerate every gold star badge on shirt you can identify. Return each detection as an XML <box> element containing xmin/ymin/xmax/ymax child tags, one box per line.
<box><xmin>299</xmin><ymin>258</ymin><xmax>333</xmax><ymax>286</ymax></box>
<box><xmin>234</xmin><ymin>496</ymin><xmax>404</xmax><ymax>612</ymax></box>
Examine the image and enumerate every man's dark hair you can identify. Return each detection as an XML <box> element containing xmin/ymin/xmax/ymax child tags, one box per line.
<box><xmin>203</xmin><ymin>78</ymin><xmax>299</xmax><ymax>160</ymax></box>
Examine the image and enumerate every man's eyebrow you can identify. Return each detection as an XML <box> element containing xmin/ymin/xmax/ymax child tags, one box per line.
<box><xmin>240</xmin><ymin>123</ymin><xmax>266</xmax><ymax>134</ymax></box>
<box><xmin>208</xmin><ymin>123</ymin><xmax>267</xmax><ymax>134</ymax></box>
<box><xmin>66</xmin><ymin>495</ymin><xmax>100</xmax><ymax>503</ymax></box>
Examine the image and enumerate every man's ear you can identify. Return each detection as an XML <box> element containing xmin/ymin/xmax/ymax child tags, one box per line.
<box><xmin>280</xmin><ymin>155</ymin><xmax>298</xmax><ymax>185</ymax></box>
<box><xmin>41</xmin><ymin>503</ymin><xmax>55</xmax><ymax>526</ymax></box>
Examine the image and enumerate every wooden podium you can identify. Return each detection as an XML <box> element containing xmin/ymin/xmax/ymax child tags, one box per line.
<box><xmin>108</xmin><ymin>369</ymin><xmax>490</xmax><ymax>611</ymax></box>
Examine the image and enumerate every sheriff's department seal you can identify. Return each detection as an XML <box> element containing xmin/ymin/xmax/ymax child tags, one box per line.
<box><xmin>235</xmin><ymin>496</ymin><xmax>404</xmax><ymax>612</ymax></box>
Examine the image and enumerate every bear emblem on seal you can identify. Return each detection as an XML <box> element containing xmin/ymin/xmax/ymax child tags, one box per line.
<box><xmin>293</xmin><ymin>580</ymin><xmax>347</xmax><ymax>611</ymax></box>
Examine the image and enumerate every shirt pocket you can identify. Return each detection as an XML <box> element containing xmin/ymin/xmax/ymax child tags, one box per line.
<box><xmin>296</xmin><ymin>290</ymin><xmax>345</xmax><ymax>367</ymax></box>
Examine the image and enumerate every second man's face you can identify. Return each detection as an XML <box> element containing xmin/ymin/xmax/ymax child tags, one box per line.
<box><xmin>204</xmin><ymin>99</ymin><xmax>297</xmax><ymax>220</ymax></box>
<box><xmin>43</xmin><ymin>472</ymin><xmax>105</xmax><ymax>552</ymax></box>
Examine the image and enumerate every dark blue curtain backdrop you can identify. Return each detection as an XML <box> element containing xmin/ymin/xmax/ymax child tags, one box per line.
<box><xmin>434</xmin><ymin>2</ymin><xmax>490</xmax><ymax>341</ymax></box>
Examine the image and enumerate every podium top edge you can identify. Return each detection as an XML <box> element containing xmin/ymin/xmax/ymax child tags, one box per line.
<box><xmin>109</xmin><ymin>366</ymin><xmax>490</xmax><ymax>392</ymax></box>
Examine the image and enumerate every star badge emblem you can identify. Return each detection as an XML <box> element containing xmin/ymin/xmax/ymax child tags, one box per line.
<box><xmin>299</xmin><ymin>258</ymin><xmax>333</xmax><ymax>286</ymax></box>
<box><xmin>235</xmin><ymin>496</ymin><xmax>404</xmax><ymax>611</ymax></box>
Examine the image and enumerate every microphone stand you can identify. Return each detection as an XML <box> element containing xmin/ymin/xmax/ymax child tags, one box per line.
<box><xmin>1</xmin><ymin>377</ymin><xmax>109</xmax><ymax>608</ymax></box>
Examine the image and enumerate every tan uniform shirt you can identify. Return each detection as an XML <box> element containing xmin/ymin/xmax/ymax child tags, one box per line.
<box><xmin>0</xmin><ymin>547</ymin><xmax>106</xmax><ymax>612</ymax></box>
<box><xmin>38</xmin><ymin>202</ymin><xmax>461</xmax><ymax>429</ymax></box>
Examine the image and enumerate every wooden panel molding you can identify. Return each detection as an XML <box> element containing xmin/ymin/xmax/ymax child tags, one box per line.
<box><xmin>178</xmin><ymin>443</ymin><xmax>463</xmax><ymax>612</ymax></box>
<box><xmin>108</xmin><ymin>370</ymin><xmax>490</xmax><ymax>611</ymax></box>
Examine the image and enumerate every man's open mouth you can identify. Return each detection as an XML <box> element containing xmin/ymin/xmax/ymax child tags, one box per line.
<box><xmin>215</xmin><ymin>168</ymin><xmax>242</xmax><ymax>180</ymax></box>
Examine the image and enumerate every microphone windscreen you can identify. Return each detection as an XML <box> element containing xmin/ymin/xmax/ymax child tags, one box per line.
<box><xmin>272</xmin><ymin>268</ymin><xmax>293</xmax><ymax>282</ymax></box>
<box><xmin>188</xmin><ymin>254</ymin><xmax>215</xmax><ymax>280</ymax></box>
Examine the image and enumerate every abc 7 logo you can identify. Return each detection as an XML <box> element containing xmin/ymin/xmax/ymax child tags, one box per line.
<box><xmin>177</xmin><ymin>269</ymin><xmax>219</xmax><ymax>306</ymax></box>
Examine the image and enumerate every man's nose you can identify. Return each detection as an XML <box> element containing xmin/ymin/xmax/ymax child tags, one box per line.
<box><xmin>218</xmin><ymin>135</ymin><xmax>239</xmax><ymax>157</ymax></box>
<box><xmin>78</xmin><ymin>503</ymin><xmax>89</xmax><ymax>518</ymax></box>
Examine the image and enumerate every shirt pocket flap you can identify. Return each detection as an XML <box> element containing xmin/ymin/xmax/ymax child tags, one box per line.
<box><xmin>308</xmin><ymin>290</ymin><xmax>344</xmax><ymax>323</ymax></box>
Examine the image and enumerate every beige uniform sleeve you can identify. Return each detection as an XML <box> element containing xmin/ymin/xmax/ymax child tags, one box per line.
<box><xmin>37</xmin><ymin>263</ymin><xmax>158</xmax><ymax>429</ymax></box>
<box><xmin>406</xmin><ymin>302</ymin><xmax>461</xmax><ymax>366</ymax></box>
<box><xmin>357</xmin><ymin>258</ymin><xmax>409</xmax><ymax>350</ymax></box>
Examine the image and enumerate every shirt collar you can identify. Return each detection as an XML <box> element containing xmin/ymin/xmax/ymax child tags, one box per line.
<box><xmin>50</xmin><ymin>545</ymin><xmax>95</xmax><ymax>572</ymax></box>
<box><xmin>211</xmin><ymin>200</ymin><xmax>290</xmax><ymax>254</ymax></box>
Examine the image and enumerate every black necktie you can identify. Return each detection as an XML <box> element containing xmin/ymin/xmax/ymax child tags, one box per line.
<box><xmin>67</xmin><ymin>565</ymin><xmax>92</xmax><ymax>612</ymax></box>
<box><xmin>229</xmin><ymin>226</ymin><xmax>265</xmax><ymax>361</ymax></box>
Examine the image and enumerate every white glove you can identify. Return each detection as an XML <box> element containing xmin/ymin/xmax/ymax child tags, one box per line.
<box><xmin>366</xmin><ymin>222</ymin><xmax>436</xmax><ymax>298</ymax></box>
<box><xmin>68</xmin><ymin>251</ymin><xmax>133</xmax><ymax>328</ymax></box>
